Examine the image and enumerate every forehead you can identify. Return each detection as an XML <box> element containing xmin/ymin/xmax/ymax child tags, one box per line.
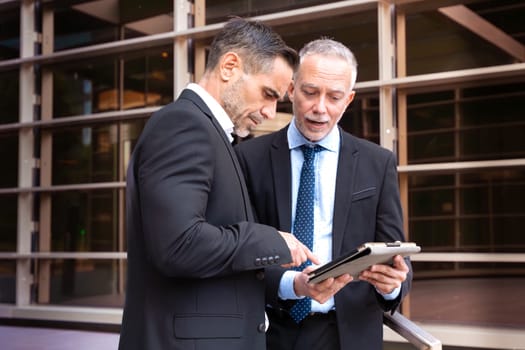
<box><xmin>297</xmin><ymin>54</ymin><xmax>352</xmax><ymax>91</ymax></box>
<box><xmin>252</xmin><ymin>56</ymin><xmax>294</xmax><ymax>98</ymax></box>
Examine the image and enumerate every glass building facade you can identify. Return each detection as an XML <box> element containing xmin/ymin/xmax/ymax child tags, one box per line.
<box><xmin>1</xmin><ymin>1</ymin><xmax>524</xmax><ymax>348</ymax></box>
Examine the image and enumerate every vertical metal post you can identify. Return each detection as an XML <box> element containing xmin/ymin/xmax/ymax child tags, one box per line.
<box><xmin>37</xmin><ymin>1</ymin><xmax>54</xmax><ymax>304</ymax></box>
<box><xmin>173</xmin><ymin>0</ymin><xmax>191</xmax><ymax>97</ymax></box>
<box><xmin>17</xmin><ymin>0</ymin><xmax>37</xmax><ymax>306</ymax></box>
<box><xmin>377</xmin><ymin>1</ymin><xmax>396</xmax><ymax>152</ymax></box>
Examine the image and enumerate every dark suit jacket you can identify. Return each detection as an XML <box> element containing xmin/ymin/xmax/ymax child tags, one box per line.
<box><xmin>235</xmin><ymin>126</ymin><xmax>412</xmax><ymax>350</ymax></box>
<box><xmin>118</xmin><ymin>89</ymin><xmax>292</xmax><ymax>350</ymax></box>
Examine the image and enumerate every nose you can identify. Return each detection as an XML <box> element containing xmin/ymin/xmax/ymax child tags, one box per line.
<box><xmin>313</xmin><ymin>96</ymin><xmax>327</xmax><ymax>114</ymax></box>
<box><xmin>260</xmin><ymin>101</ymin><xmax>277</xmax><ymax>120</ymax></box>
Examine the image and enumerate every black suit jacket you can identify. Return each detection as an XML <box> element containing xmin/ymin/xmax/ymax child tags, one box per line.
<box><xmin>118</xmin><ymin>89</ymin><xmax>292</xmax><ymax>350</ymax></box>
<box><xmin>235</xmin><ymin>126</ymin><xmax>412</xmax><ymax>350</ymax></box>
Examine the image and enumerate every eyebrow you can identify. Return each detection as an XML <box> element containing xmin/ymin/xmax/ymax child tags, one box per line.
<box><xmin>301</xmin><ymin>83</ymin><xmax>346</xmax><ymax>95</ymax></box>
<box><xmin>266</xmin><ymin>87</ymin><xmax>281</xmax><ymax>100</ymax></box>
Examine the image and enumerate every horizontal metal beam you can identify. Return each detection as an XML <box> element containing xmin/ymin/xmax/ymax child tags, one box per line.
<box><xmin>0</xmin><ymin>182</ymin><xmax>125</xmax><ymax>195</ymax></box>
<box><xmin>0</xmin><ymin>106</ymin><xmax>159</xmax><ymax>134</ymax></box>
<box><xmin>0</xmin><ymin>252</ymin><xmax>127</xmax><ymax>259</ymax></box>
<box><xmin>0</xmin><ymin>0</ymin><xmax>379</xmax><ymax>72</ymax></box>
<box><xmin>397</xmin><ymin>158</ymin><xmax>525</xmax><ymax>174</ymax></box>
<box><xmin>411</xmin><ymin>252</ymin><xmax>525</xmax><ymax>263</ymax></box>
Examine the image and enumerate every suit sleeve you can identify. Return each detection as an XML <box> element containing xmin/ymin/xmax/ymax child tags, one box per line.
<box><xmin>134</xmin><ymin>106</ymin><xmax>291</xmax><ymax>278</ymax></box>
<box><xmin>374</xmin><ymin>151</ymin><xmax>412</xmax><ymax>311</ymax></box>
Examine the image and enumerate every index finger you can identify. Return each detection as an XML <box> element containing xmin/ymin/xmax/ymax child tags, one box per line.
<box><xmin>304</xmin><ymin>245</ymin><xmax>320</xmax><ymax>266</ymax></box>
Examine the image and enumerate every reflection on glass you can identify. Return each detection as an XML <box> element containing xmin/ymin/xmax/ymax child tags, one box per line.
<box><xmin>0</xmin><ymin>133</ymin><xmax>18</xmax><ymax>188</ymax></box>
<box><xmin>52</xmin><ymin>120</ymin><xmax>146</xmax><ymax>185</ymax></box>
<box><xmin>411</xmin><ymin>262</ymin><xmax>525</xmax><ymax>328</ymax></box>
<box><xmin>0</xmin><ymin>6</ymin><xmax>19</xmax><ymax>60</ymax></box>
<box><xmin>407</xmin><ymin>82</ymin><xmax>525</xmax><ymax>164</ymax></box>
<box><xmin>406</xmin><ymin>9</ymin><xmax>515</xmax><ymax>75</ymax></box>
<box><xmin>53</xmin><ymin>57</ymin><xmax>118</xmax><ymax>117</ymax></box>
<box><xmin>46</xmin><ymin>259</ymin><xmax>125</xmax><ymax>307</ymax></box>
<box><xmin>205</xmin><ymin>0</ymin><xmax>342</xmax><ymax>24</ymax></box>
<box><xmin>52</xmin><ymin>48</ymin><xmax>173</xmax><ymax>118</ymax></box>
<box><xmin>0</xmin><ymin>261</ymin><xmax>16</xmax><ymax>303</ymax></box>
<box><xmin>53</xmin><ymin>124</ymin><xmax>118</xmax><ymax>184</ymax></box>
<box><xmin>277</xmin><ymin>11</ymin><xmax>378</xmax><ymax>82</ymax></box>
<box><xmin>0</xmin><ymin>195</ymin><xmax>17</xmax><ymax>252</ymax></box>
<box><xmin>409</xmin><ymin>168</ymin><xmax>525</xmax><ymax>253</ymax></box>
<box><xmin>0</xmin><ymin>70</ymin><xmax>19</xmax><ymax>124</ymax></box>
<box><xmin>51</xmin><ymin>189</ymin><xmax>120</xmax><ymax>252</ymax></box>
<box><xmin>53</xmin><ymin>2</ymin><xmax>173</xmax><ymax>51</ymax></box>
<box><xmin>342</xmin><ymin>94</ymin><xmax>380</xmax><ymax>144</ymax></box>
<box><xmin>122</xmin><ymin>47</ymin><xmax>174</xmax><ymax>109</ymax></box>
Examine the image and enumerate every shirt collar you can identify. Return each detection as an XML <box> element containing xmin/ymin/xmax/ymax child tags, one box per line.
<box><xmin>186</xmin><ymin>83</ymin><xmax>234</xmax><ymax>142</ymax></box>
<box><xmin>287</xmin><ymin>117</ymin><xmax>340</xmax><ymax>153</ymax></box>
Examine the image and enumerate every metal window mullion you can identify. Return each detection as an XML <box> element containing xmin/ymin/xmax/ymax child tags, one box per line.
<box><xmin>378</xmin><ymin>1</ymin><xmax>397</xmax><ymax>152</ymax></box>
<box><xmin>17</xmin><ymin>0</ymin><xmax>37</xmax><ymax>308</ymax></box>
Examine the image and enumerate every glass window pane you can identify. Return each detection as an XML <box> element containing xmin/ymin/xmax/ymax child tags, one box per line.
<box><xmin>409</xmin><ymin>168</ymin><xmax>525</xmax><ymax>253</ymax></box>
<box><xmin>405</xmin><ymin>3</ymin><xmax>522</xmax><ymax>75</ymax></box>
<box><xmin>0</xmin><ymin>70</ymin><xmax>19</xmax><ymax>124</ymax></box>
<box><xmin>341</xmin><ymin>94</ymin><xmax>380</xmax><ymax>144</ymax></box>
<box><xmin>0</xmin><ymin>6</ymin><xmax>20</xmax><ymax>60</ymax></box>
<box><xmin>52</xmin><ymin>120</ymin><xmax>145</xmax><ymax>185</ymax></box>
<box><xmin>44</xmin><ymin>259</ymin><xmax>125</xmax><ymax>307</ymax></box>
<box><xmin>0</xmin><ymin>195</ymin><xmax>17</xmax><ymax>252</ymax></box>
<box><xmin>411</xmin><ymin>262</ymin><xmax>525</xmax><ymax>328</ymax></box>
<box><xmin>53</xmin><ymin>125</ymin><xmax>118</xmax><ymax>184</ymax></box>
<box><xmin>407</xmin><ymin>82</ymin><xmax>525</xmax><ymax>164</ymax></box>
<box><xmin>205</xmin><ymin>0</ymin><xmax>343</xmax><ymax>24</ymax></box>
<box><xmin>53</xmin><ymin>2</ymin><xmax>173</xmax><ymax>51</ymax></box>
<box><xmin>52</xmin><ymin>57</ymin><xmax>118</xmax><ymax>117</ymax></box>
<box><xmin>0</xmin><ymin>260</ymin><xmax>16</xmax><ymax>303</ymax></box>
<box><xmin>122</xmin><ymin>47</ymin><xmax>174</xmax><ymax>110</ymax></box>
<box><xmin>51</xmin><ymin>48</ymin><xmax>173</xmax><ymax>118</ymax></box>
<box><xmin>278</xmin><ymin>11</ymin><xmax>379</xmax><ymax>82</ymax></box>
<box><xmin>0</xmin><ymin>133</ymin><xmax>18</xmax><ymax>188</ymax></box>
<box><xmin>51</xmin><ymin>189</ymin><xmax>121</xmax><ymax>252</ymax></box>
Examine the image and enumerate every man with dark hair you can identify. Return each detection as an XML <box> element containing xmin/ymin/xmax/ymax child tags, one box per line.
<box><xmin>119</xmin><ymin>18</ymin><xmax>316</xmax><ymax>350</ymax></box>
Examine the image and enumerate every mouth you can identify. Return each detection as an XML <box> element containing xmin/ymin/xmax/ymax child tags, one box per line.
<box><xmin>306</xmin><ymin>118</ymin><xmax>327</xmax><ymax>128</ymax></box>
<box><xmin>248</xmin><ymin>114</ymin><xmax>263</xmax><ymax>126</ymax></box>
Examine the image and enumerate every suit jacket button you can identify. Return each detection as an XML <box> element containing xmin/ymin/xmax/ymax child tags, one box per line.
<box><xmin>255</xmin><ymin>258</ymin><xmax>261</xmax><ymax>266</ymax></box>
<box><xmin>257</xmin><ymin>323</ymin><xmax>266</xmax><ymax>333</ymax></box>
<box><xmin>274</xmin><ymin>255</ymin><xmax>280</xmax><ymax>264</ymax></box>
<box><xmin>255</xmin><ymin>271</ymin><xmax>265</xmax><ymax>280</ymax></box>
<box><xmin>261</xmin><ymin>257</ymin><xmax>268</xmax><ymax>265</ymax></box>
<box><xmin>268</xmin><ymin>256</ymin><xmax>274</xmax><ymax>264</ymax></box>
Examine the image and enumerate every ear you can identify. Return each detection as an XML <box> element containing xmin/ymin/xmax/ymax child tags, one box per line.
<box><xmin>219</xmin><ymin>52</ymin><xmax>241</xmax><ymax>81</ymax></box>
<box><xmin>345</xmin><ymin>90</ymin><xmax>356</xmax><ymax>108</ymax></box>
<box><xmin>287</xmin><ymin>81</ymin><xmax>295</xmax><ymax>102</ymax></box>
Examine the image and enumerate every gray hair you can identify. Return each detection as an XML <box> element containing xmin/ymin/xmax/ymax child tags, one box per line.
<box><xmin>297</xmin><ymin>38</ymin><xmax>358</xmax><ymax>89</ymax></box>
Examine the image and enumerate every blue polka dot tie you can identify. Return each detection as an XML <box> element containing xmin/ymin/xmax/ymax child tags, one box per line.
<box><xmin>289</xmin><ymin>144</ymin><xmax>323</xmax><ymax>323</ymax></box>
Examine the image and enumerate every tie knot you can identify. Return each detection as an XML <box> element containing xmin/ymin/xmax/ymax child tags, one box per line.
<box><xmin>301</xmin><ymin>144</ymin><xmax>323</xmax><ymax>161</ymax></box>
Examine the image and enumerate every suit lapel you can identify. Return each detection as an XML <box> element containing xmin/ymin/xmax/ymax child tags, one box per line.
<box><xmin>179</xmin><ymin>89</ymin><xmax>254</xmax><ymax>221</ymax></box>
<box><xmin>270</xmin><ymin>128</ymin><xmax>292</xmax><ymax>231</ymax></box>
<box><xmin>332</xmin><ymin>130</ymin><xmax>358</xmax><ymax>258</ymax></box>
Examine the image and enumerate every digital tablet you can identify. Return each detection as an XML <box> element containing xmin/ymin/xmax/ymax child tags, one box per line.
<box><xmin>307</xmin><ymin>241</ymin><xmax>420</xmax><ymax>284</ymax></box>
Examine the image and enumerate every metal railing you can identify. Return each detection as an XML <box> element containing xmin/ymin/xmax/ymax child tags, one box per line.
<box><xmin>384</xmin><ymin>312</ymin><xmax>442</xmax><ymax>350</ymax></box>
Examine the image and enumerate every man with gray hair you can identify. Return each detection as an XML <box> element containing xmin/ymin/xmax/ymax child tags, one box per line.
<box><xmin>236</xmin><ymin>38</ymin><xmax>412</xmax><ymax>350</ymax></box>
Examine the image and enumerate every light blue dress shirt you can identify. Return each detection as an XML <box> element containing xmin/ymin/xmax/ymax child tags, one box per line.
<box><xmin>278</xmin><ymin>118</ymin><xmax>399</xmax><ymax>313</ymax></box>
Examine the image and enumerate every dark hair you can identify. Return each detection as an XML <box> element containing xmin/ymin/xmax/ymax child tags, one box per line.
<box><xmin>206</xmin><ymin>17</ymin><xmax>298</xmax><ymax>74</ymax></box>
